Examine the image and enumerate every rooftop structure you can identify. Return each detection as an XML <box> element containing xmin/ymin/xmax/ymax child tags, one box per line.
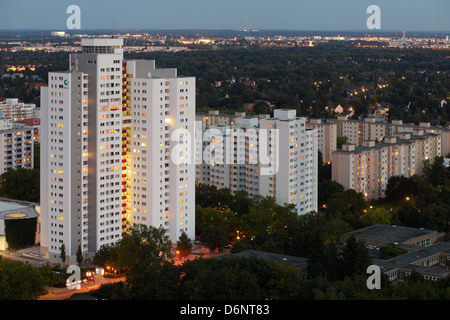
<box><xmin>342</xmin><ymin>224</ymin><xmax>442</xmax><ymax>248</ymax></box>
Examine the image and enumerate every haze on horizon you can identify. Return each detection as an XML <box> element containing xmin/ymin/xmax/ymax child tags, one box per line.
<box><xmin>0</xmin><ymin>0</ymin><xmax>449</xmax><ymax>33</ymax></box>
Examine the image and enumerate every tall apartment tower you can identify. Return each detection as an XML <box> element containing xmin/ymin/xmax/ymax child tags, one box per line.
<box><xmin>260</xmin><ymin>110</ymin><xmax>318</xmax><ymax>214</ymax></box>
<box><xmin>196</xmin><ymin>109</ymin><xmax>318</xmax><ymax>215</ymax></box>
<box><xmin>123</xmin><ymin>60</ymin><xmax>195</xmax><ymax>243</ymax></box>
<box><xmin>40</xmin><ymin>38</ymin><xmax>195</xmax><ymax>264</ymax></box>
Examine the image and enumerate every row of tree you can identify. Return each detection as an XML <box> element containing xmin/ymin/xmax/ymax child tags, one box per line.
<box><xmin>87</xmin><ymin>223</ymin><xmax>450</xmax><ymax>300</ymax></box>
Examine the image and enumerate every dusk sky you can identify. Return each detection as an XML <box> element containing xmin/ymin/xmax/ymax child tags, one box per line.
<box><xmin>1</xmin><ymin>0</ymin><xmax>449</xmax><ymax>32</ymax></box>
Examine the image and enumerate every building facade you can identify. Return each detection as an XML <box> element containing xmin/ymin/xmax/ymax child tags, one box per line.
<box><xmin>0</xmin><ymin>118</ymin><xmax>34</xmax><ymax>173</ymax></box>
<box><xmin>331</xmin><ymin>131</ymin><xmax>441</xmax><ymax>199</ymax></box>
<box><xmin>0</xmin><ymin>98</ymin><xmax>37</xmax><ymax>121</ymax></box>
<box><xmin>306</xmin><ymin>119</ymin><xmax>337</xmax><ymax>164</ymax></box>
<box><xmin>196</xmin><ymin>109</ymin><xmax>318</xmax><ymax>215</ymax></box>
<box><xmin>329</xmin><ymin>116</ymin><xmax>449</xmax><ymax>157</ymax></box>
<box><xmin>40</xmin><ymin>38</ymin><xmax>195</xmax><ymax>264</ymax></box>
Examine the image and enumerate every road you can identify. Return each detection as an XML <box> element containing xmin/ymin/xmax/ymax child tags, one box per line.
<box><xmin>38</xmin><ymin>275</ymin><xmax>126</xmax><ymax>300</ymax></box>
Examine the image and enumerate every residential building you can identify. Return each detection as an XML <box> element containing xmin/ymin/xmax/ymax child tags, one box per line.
<box><xmin>0</xmin><ymin>118</ymin><xmax>34</xmax><ymax>173</ymax></box>
<box><xmin>331</xmin><ymin>131</ymin><xmax>441</xmax><ymax>199</ymax></box>
<box><xmin>40</xmin><ymin>38</ymin><xmax>195</xmax><ymax>264</ymax></box>
<box><xmin>196</xmin><ymin>109</ymin><xmax>318</xmax><ymax>215</ymax></box>
<box><xmin>196</xmin><ymin>110</ymin><xmax>246</xmax><ymax>130</ymax></box>
<box><xmin>306</xmin><ymin>119</ymin><xmax>337</xmax><ymax>163</ymax></box>
<box><xmin>329</xmin><ymin>116</ymin><xmax>449</xmax><ymax>157</ymax></box>
<box><xmin>0</xmin><ymin>98</ymin><xmax>37</xmax><ymax>121</ymax></box>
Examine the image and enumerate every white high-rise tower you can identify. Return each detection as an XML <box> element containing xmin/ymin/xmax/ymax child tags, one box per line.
<box><xmin>40</xmin><ymin>38</ymin><xmax>195</xmax><ymax>264</ymax></box>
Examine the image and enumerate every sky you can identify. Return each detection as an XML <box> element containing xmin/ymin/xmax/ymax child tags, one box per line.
<box><xmin>0</xmin><ymin>0</ymin><xmax>449</xmax><ymax>32</ymax></box>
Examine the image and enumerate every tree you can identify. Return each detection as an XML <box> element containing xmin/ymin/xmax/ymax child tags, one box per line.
<box><xmin>230</xmin><ymin>237</ymin><xmax>253</xmax><ymax>254</ymax></box>
<box><xmin>179</xmin><ymin>256</ymin><xmax>303</xmax><ymax>300</ymax></box>
<box><xmin>306</xmin><ymin>231</ymin><xmax>327</xmax><ymax>278</ymax></box>
<box><xmin>76</xmin><ymin>244</ymin><xmax>83</xmax><ymax>266</ymax></box>
<box><xmin>252</xmin><ymin>101</ymin><xmax>271</xmax><ymax>114</ymax></box>
<box><xmin>0</xmin><ymin>257</ymin><xmax>45</xmax><ymax>299</ymax></box>
<box><xmin>0</xmin><ymin>168</ymin><xmax>40</xmax><ymax>202</ymax></box>
<box><xmin>424</xmin><ymin>156</ymin><xmax>447</xmax><ymax>187</ymax></box>
<box><xmin>380</xmin><ymin>242</ymin><xmax>408</xmax><ymax>260</ymax></box>
<box><xmin>59</xmin><ymin>244</ymin><xmax>66</xmax><ymax>267</ymax></box>
<box><xmin>336</xmin><ymin>136</ymin><xmax>348</xmax><ymax>149</ymax></box>
<box><xmin>362</xmin><ymin>207</ymin><xmax>392</xmax><ymax>225</ymax></box>
<box><xmin>340</xmin><ymin>236</ymin><xmax>372</xmax><ymax>278</ymax></box>
<box><xmin>93</xmin><ymin>244</ymin><xmax>112</xmax><ymax>268</ymax></box>
<box><xmin>318</xmin><ymin>180</ymin><xmax>345</xmax><ymax>207</ymax></box>
<box><xmin>326</xmin><ymin>189</ymin><xmax>366</xmax><ymax>217</ymax></box>
<box><xmin>176</xmin><ymin>231</ymin><xmax>193</xmax><ymax>262</ymax></box>
<box><xmin>200</xmin><ymin>224</ymin><xmax>229</xmax><ymax>253</ymax></box>
<box><xmin>420</xmin><ymin>203</ymin><xmax>449</xmax><ymax>232</ymax></box>
<box><xmin>4</xmin><ymin>217</ymin><xmax>37</xmax><ymax>250</ymax></box>
<box><xmin>385</xmin><ymin>175</ymin><xmax>418</xmax><ymax>201</ymax></box>
<box><xmin>115</xmin><ymin>224</ymin><xmax>173</xmax><ymax>296</ymax></box>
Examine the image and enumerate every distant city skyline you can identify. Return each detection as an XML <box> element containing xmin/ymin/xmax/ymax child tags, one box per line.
<box><xmin>1</xmin><ymin>0</ymin><xmax>449</xmax><ymax>32</ymax></box>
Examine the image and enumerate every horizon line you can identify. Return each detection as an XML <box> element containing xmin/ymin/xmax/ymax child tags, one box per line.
<box><xmin>0</xmin><ymin>28</ymin><xmax>449</xmax><ymax>34</ymax></box>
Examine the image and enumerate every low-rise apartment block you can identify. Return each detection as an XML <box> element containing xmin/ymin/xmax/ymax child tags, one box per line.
<box><xmin>332</xmin><ymin>131</ymin><xmax>440</xmax><ymax>199</ymax></box>
<box><xmin>329</xmin><ymin>116</ymin><xmax>449</xmax><ymax>156</ymax></box>
<box><xmin>0</xmin><ymin>118</ymin><xmax>34</xmax><ymax>173</ymax></box>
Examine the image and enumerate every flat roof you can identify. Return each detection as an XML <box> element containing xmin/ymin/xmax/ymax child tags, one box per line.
<box><xmin>0</xmin><ymin>200</ymin><xmax>38</xmax><ymax>220</ymax></box>
<box><xmin>334</xmin><ymin>133</ymin><xmax>439</xmax><ymax>153</ymax></box>
<box><xmin>218</xmin><ymin>250</ymin><xmax>308</xmax><ymax>272</ymax></box>
<box><xmin>375</xmin><ymin>242</ymin><xmax>450</xmax><ymax>276</ymax></box>
<box><xmin>344</xmin><ymin>224</ymin><xmax>435</xmax><ymax>244</ymax></box>
<box><xmin>329</xmin><ymin>117</ymin><xmax>450</xmax><ymax>132</ymax></box>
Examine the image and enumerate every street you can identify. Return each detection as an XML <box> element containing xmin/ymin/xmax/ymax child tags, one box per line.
<box><xmin>38</xmin><ymin>275</ymin><xmax>126</xmax><ymax>300</ymax></box>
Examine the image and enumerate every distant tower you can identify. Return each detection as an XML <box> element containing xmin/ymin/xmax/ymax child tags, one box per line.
<box><xmin>402</xmin><ymin>31</ymin><xmax>406</xmax><ymax>45</ymax></box>
<box><xmin>244</xmin><ymin>16</ymin><xmax>247</xmax><ymax>31</ymax></box>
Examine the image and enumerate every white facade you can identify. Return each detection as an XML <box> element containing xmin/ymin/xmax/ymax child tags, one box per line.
<box><xmin>0</xmin><ymin>119</ymin><xmax>34</xmax><ymax>173</ymax></box>
<box><xmin>196</xmin><ymin>109</ymin><xmax>318</xmax><ymax>215</ymax></box>
<box><xmin>260</xmin><ymin>110</ymin><xmax>318</xmax><ymax>214</ymax></box>
<box><xmin>40</xmin><ymin>38</ymin><xmax>195</xmax><ymax>264</ymax></box>
<box><xmin>0</xmin><ymin>98</ymin><xmax>37</xmax><ymax>120</ymax></box>
<box><xmin>123</xmin><ymin>59</ymin><xmax>196</xmax><ymax>243</ymax></box>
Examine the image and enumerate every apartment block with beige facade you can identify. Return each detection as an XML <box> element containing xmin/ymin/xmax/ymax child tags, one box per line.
<box><xmin>329</xmin><ymin>116</ymin><xmax>449</xmax><ymax>156</ymax></box>
<box><xmin>332</xmin><ymin>131</ymin><xmax>441</xmax><ymax>199</ymax></box>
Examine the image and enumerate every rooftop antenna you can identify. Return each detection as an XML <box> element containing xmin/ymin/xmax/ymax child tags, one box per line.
<box><xmin>113</xmin><ymin>19</ymin><xmax>116</xmax><ymax>38</ymax></box>
<box><xmin>244</xmin><ymin>16</ymin><xmax>247</xmax><ymax>31</ymax></box>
